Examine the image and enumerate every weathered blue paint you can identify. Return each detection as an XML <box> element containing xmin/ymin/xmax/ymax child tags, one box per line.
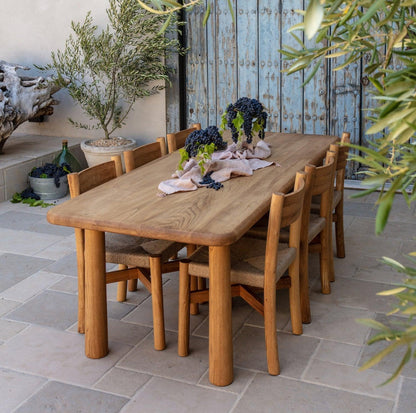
<box><xmin>170</xmin><ymin>0</ymin><xmax>383</xmax><ymax>179</ymax></box>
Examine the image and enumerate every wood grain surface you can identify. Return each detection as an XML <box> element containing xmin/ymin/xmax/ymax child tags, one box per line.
<box><xmin>47</xmin><ymin>133</ymin><xmax>338</xmax><ymax>246</ymax></box>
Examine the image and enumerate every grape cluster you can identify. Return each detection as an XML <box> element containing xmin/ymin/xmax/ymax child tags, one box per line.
<box><xmin>20</xmin><ymin>188</ymin><xmax>40</xmax><ymax>200</ymax></box>
<box><xmin>199</xmin><ymin>171</ymin><xmax>223</xmax><ymax>190</ymax></box>
<box><xmin>225</xmin><ymin>97</ymin><xmax>267</xmax><ymax>143</ymax></box>
<box><xmin>184</xmin><ymin>126</ymin><xmax>227</xmax><ymax>158</ymax></box>
<box><xmin>30</xmin><ymin>163</ymin><xmax>72</xmax><ymax>187</ymax></box>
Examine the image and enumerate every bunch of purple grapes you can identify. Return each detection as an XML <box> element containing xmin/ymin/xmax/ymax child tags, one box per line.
<box><xmin>226</xmin><ymin>97</ymin><xmax>267</xmax><ymax>143</ymax></box>
<box><xmin>184</xmin><ymin>126</ymin><xmax>227</xmax><ymax>158</ymax></box>
<box><xmin>30</xmin><ymin>163</ymin><xmax>72</xmax><ymax>187</ymax></box>
<box><xmin>199</xmin><ymin>171</ymin><xmax>223</xmax><ymax>190</ymax></box>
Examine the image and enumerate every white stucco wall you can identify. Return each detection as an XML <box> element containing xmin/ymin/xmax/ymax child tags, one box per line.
<box><xmin>2</xmin><ymin>0</ymin><xmax>167</xmax><ymax>146</ymax></box>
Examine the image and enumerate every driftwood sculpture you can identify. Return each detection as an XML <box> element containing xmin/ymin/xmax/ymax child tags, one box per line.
<box><xmin>0</xmin><ymin>60</ymin><xmax>63</xmax><ymax>153</ymax></box>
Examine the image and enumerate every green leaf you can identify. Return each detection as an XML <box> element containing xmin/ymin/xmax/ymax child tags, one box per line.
<box><xmin>377</xmin><ymin>287</ymin><xmax>407</xmax><ymax>296</ymax></box>
<box><xmin>202</xmin><ymin>3</ymin><xmax>211</xmax><ymax>27</ymax></box>
<box><xmin>304</xmin><ymin>0</ymin><xmax>324</xmax><ymax>40</ymax></box>
<box><xmin>375</xmin><ymin>195</ymin><xmax>393</xmax><ymax>234</ymax></box>
<box><xmin>359</xmin><ymin>341</ymin><xmax>400</xmax><ymax>371</ymax></box>
<box><xmin>366</xmin><ymin>108</ymin><xmax>416</xmax><ymax>135</ymax></box>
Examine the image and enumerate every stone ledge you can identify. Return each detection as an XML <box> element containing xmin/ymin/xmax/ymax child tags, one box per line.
<box><xmin>0</xmin><ymin>134</ymin><xmax>87</xmax><ymax>201</ymax></box>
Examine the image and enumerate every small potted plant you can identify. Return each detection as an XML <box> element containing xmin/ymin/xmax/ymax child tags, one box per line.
<box><xmin>39</xmin><ymin>0</ymin><xmax>184</xmax><ymax>167</ymax></box>
<box><xmin>220</xmin><ymin>97</ymin><xmax>268</xmax><ymax>147</ymax></box>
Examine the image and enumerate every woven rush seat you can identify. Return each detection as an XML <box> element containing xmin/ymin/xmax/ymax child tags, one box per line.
<box><xmin>185</xmin><ymin>238</ymin><xmax>297</xmax><ymax>288</ymax></box>
<box><xmin>105</xmin><ymin>233</ymin><xmax>182</xmax><ymax>267</ymax></box>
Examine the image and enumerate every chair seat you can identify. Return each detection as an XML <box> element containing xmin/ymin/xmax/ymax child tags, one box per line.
<box><xmin>187</xmin><ymin>237</ymin><xmax>296</xmax><ymax>288</ymax></box>
<box><xmin>250</xmin><ymin>214</ymin><xmax>326</xmax><ymax>245</ymax></box>
<box><xmin>311</xmin><ymin>190</ymin><xmax>342</xmax><ymax>213</ymax></box>
<box><xmin>105</xmin><ymin>233</ymin><xmax>182</xmax><ymax>267</ymax></box>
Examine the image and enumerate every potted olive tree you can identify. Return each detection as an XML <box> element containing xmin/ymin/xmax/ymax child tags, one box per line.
<box><xmin>40</xmin><ymin>0</ymin><xmax>184</xmax><ymax>167</ymax></box>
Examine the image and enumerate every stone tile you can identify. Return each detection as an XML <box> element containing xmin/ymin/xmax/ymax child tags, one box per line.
<box><xmin>122</xmin><ymin>278</ymin><xmax>208</xmax><ymax>332</ymax></box>
<box><xmin>359</xmin><ymin>314</ymin><xmax>416</xmax><ymax>379</ymax></box>
<box><xmin>301</xmin><ymin>300</ymin><xmax>373</xmax><ymax>345</ymax></box>
<box><xmin>0</xmin><ymin>319</ymin><xmax>28</xmax><ymax>341</ymax></box>
<box><xmin>34</xmin><ymin>235</ymin><xmax>76</xmax><ymax>260</ymax></box>
<box><xmin>0</xmin><ymin>227</ymin><xmax>63</xmax><ymax>256</ymax></box>
<box><xmin>229</xmin><ymin>291</ymin><xmax>289</xmax><ymax>332</ymax></box>
<box><xmin>396</xmin><ymin>377</ymin><xmax>416</xmax><ymax>413</ymax></box>
<box><xmin>118</xmin><ymin>331</ymin><xmax>209</xmax><ymax>384</ymax></box>
<box><xmin>0</xmin><ymin>367</ymin><xmax>46</xmax><ymax>413</ymax></box>
<box><xmin>106</xmin><ymin>319</ymin><xmax>151</xmax><ymax>346</ymax></box>
<box><xmin>0</xmin><ymin>271</ymin><xmax>64</xmax><ymax>302</ymax></box>
<box><xmin>344</xmin><ymin>234</ymin><xmax>400</xmax><ymax>258</ymax></box>
<box><xmin>348</xmin><ymin>217</ymin><xmax>416</xmax><ymax>241</ymax></box>
<box><xmin>233</xmin><ymin>326</ymin><xmax>320</xmax><ymax>378</ymax></box>
<box><xmin>198</xmin><ymin>367</ymin><xmax>255</xmax><ymax>394</ymax></box>
<box><xmin>309</xmin><ymin>276</ymin><xmax>397</xmax><ymax>314</ymax></box>
<box><xmin>343</xmin><ymin>201</ymin><xmax>377</xmax><ymax>218</ymax></box>
<box><xmin>6</xmin><ymin>290</ymin><xmax>77</xmax><ymax>330</ymax></box>
<box><xmin>235</xmin><ymin>374</ymin><xmax>394</xmax><ymax>413</ymax></box>
<box><xmin>314</xmin><ymin>340</ymin><xmax>362</xmax><ymax>366</ymax></box>
<box><xmin>94</xmin><ymin>367</ymin><xmax>151</xmax><ymax>397</ymax></box>
<box><xmin>194</xmin><ymin>296</ymin><xmax>255</xmax><ymax>338</ymax></box>
<box><xmin>106</xmin><ymin>278</ymin><xmax>150</xmax><ymax>306</ymax></box>
<box><xmin>304</xmin><ymin>359</ymin><xmax>398</xmax><ymax>399</ymax></box>
<box><xmin>0</xmin><ymin>298</ymin><xmax>20</xmax><ymax>316</ymax></box>
<box><xmin>107</xmin><ymin>300</ymin><xmax>136</xmax><ymax>321</ymax></box>
<box><xmin>15</xmin><ymin>381</ymin><xmax>128</xmax><ymax>413</ymax></box>
<box><xmin>0</xmin><ymin>325</ymin><xmax>131</xmax><ymax>386</ymax></box>
<box><xmin>43</xmin><ymin>251</ymin><xmax>78</xmax><ymax>276</ymax></box>
<box><xmin>48</xmin><ymin>275</ymin><xmax>78</xmax><ymax>294</ymax></box>
<box><xmin>0</xmin><ymin>253</ymin><xmax>53</xmax><ymax>292</ymax></box>
<box><xmin>0</xmin><ymin>211</ymin><xmax>44</xmax><ymax>230</ymax></box>
<box><xmin>122</xmin><ymin>377</ymin><xmax>237</xmax><ymax>413</ymax></box>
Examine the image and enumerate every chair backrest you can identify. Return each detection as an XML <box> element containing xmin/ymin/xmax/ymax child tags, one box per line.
<box><xmin>301</xmin><ymin>151</ymin><xmax>337</xmax><ymax>235</ymax></box>
<box><xmin>167</xmin><ymin>123</ymin><xmax>202</xmax><ymax>154</ymax></box>
<box><xmin>123</xmin><ymin>138</ymin><xmax>166</xmax><ymax>173</ymax></box>
<box><xmin>68</xmin><ymin>158</ymin><xmax>120</xmax><ymax>198</ymax></box>
<box><xmin>264</xmin><ymin>171</ymin><xmax>306</xmax><ymax>278</ymax></box>
<box><xmin>332</xmin><ymin>131</ymin><xmax>350</xmax><ymax>191</ymax></box>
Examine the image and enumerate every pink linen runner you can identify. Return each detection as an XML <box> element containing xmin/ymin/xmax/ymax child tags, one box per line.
<box><xmin>158</xmin><ymin>140</ymin><xmax>278</xmax><ymax>196</ymax></box>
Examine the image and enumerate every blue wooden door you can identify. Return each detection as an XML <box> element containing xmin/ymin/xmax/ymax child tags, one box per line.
<box><xmin>166</xmin><ymin>0</ymin><xmax>376</xmax><ymax>179</ymax></box>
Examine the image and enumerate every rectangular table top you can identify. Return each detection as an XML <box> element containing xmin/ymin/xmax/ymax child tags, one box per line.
<box><xmin>47</xmin><ymin>132</ymin><xmax>338</xmax><ymax>246</ymax></box>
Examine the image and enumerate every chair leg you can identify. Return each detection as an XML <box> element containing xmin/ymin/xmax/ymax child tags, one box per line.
<box><xmin>288</xmin><ymin>257</ymin><xmax>302</xmax><ymax>335</ymax></box>
<box><xmin>264</xmin><ymin>274</ymin><xmax>279</xmax><ymax>375</ymax></box>
<box><xmin>299</xmin><ymin>241</ymin><xmax>311</xmax><ymax>324</ymax></box>
<box><xmin>334</xmin><ymin>203</ymin><xmax>346</xmax><ymax>259</ymax></box>
<box><xmin>186</xmin><ymin>244</ymin><xmax>200</xmax><ymax>315</ymax></box>
<box><xmin>149</xmin><ymin>256</ymin><xmax>165</xmax><ymax>351</ymax></box>
<box><xmin>116</xmin><ymin>265</ymin><xmax>128</xmax><ymax>302</ymax></box>
<box><xmin>128</xmin><ymin>279</ymin><xmax>138</xmax><ymax>292</ymax></box>
<box><xmin>319</xmin><ymin>225</ymin><xmax>332</xmax><ymax>294</ymax></box>
<box><xmin>75</xmin><ymin>228</ymin><xmax>85</xmax><ymax>334</ymax></box>
<box><xmin>178</xmin><ymin>261</ymin><xmax>190</xmax><ymax>357</ymax></box>
<box><xmin>190</xmin><ymin>276</ymin><xmax>200</xmax><ymax>315</ymax></box>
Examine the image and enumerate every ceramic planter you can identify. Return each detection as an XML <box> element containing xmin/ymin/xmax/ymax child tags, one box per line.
<box><xmin>81</xmin><ymin>137</ymin><xmax>137</xmax><ymax>170</ymax></box>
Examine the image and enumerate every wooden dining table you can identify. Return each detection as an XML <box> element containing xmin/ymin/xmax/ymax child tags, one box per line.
<box><xmin>47</xmin><ymin>132</ymin><xmax>338</xmax><ymax>386</ymax></box>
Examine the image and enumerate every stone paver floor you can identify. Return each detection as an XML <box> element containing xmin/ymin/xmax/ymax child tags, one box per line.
<box><xmin>0</xmin><ymin>189</ymin><xmax>415</xmax><ymax>412</ymax></box>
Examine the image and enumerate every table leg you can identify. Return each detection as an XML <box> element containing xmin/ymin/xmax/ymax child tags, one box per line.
<box><xmin>84</xmin><ymin>229</ymin><xmax>108</xmax><ymax>359</ymax></box>
<box><xmin>209</xmin><ymin>245</ymin><xmax>233</xmax><ymax>386</ymax></box>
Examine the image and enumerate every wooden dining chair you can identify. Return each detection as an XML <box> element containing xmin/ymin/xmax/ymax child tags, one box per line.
<box><xmin>68</xmin><ymin>157</ymin><xmax>183</xmax><ymax>351</ymax></box>
<box><xmin>166</xmin><ymin>123</ymin><xmax>204</xmax><ymax>314</ymax></box>
<box><xmin>248</xmin><ymin>150</ymin><xmax>338</xmax><ymax>324</ymax></box>
<box><xmin>311</xmin><ymin>132</ymin><xmax>350</xmax><ymax>259</ymax></box>
<box><xmin>166</xmin><ymin>123</ymin><xmax>201</xmax><ymax>153</ymax></box>
<box><xmin>178</xmin><ymin>172</ymin><xmax>306</xmax><ymax>375</ymax></box>
<box><xmin>116</xmin><ymin>137</ymin><xmax>171</xmax><ymax>301</ymax></box>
